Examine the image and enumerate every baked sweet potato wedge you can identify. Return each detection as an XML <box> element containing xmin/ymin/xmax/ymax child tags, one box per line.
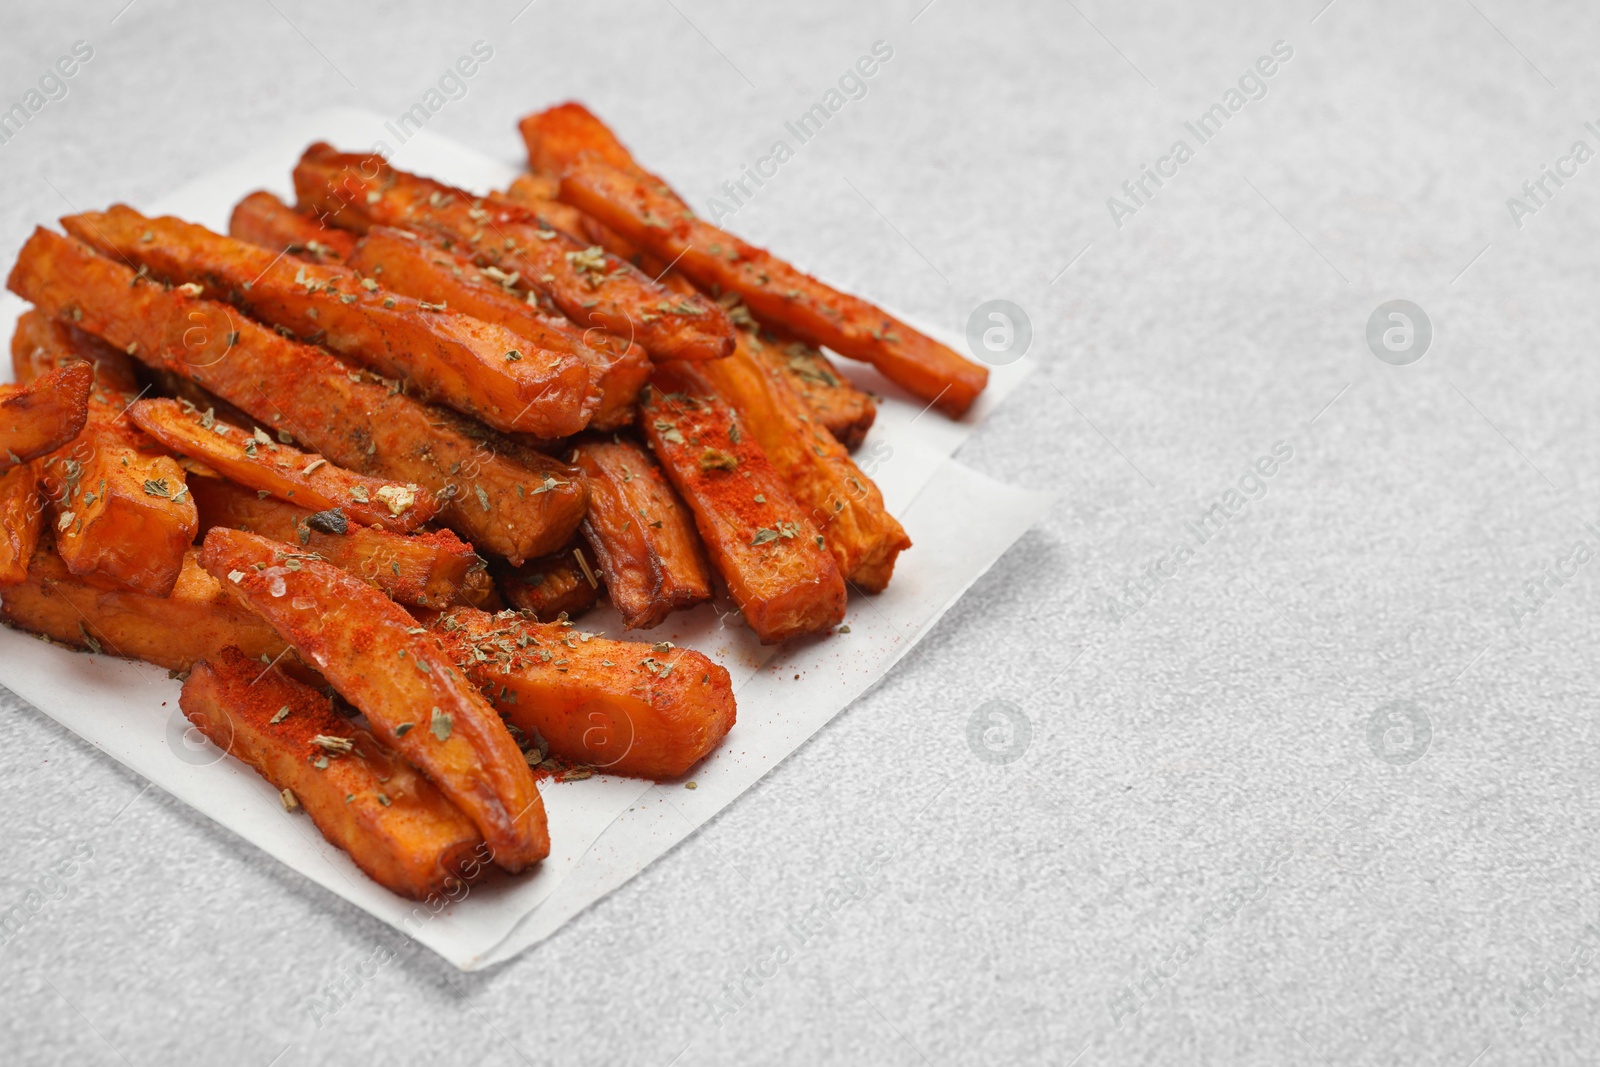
<box><xmin>13</xmin><ymin>311</ymin><xmax>199</xmax><ymax>596</ymax></box>
<box><xmin>228</xmin><ymin>190</ymin><xmax>355</xmax><ymax>264</ymax></box>
<box><xmin>0</xmin><ymin>462</ymin><xmax>43</xmax><ymax>585</ymax></box>
<box><xmin>488</xmin><ymin>180</ymin><xmax>590</xmax><ymax>239</ymax></box>
<box><xmin>639</xmin><ymin>365</ymin><xmax>845</xmax><ymax>643</ymax></box>
<box><xmin>0</xmin><ymin>545</ymin><xmax>288</xmax><ymax>672</ymax></box>
<box><xmin>63</xmin><ymin>206</ymin><xmax>596</xmax><ymax>438</ymax></box>
<box><xmin>569</xmin><ymin>439</ymin><xmax>711</xmax><ymax>629</ymax></box>
<box><xmin>495</xmin><ymin>174</ymin><xmax>643</xmax><ymax>274</ymax></box>
<box><xmin>199</xmin><ymin>528</ymin><xmax>549</xmax><ymax>871</ymax></box>
<box><xmin>10</xmin><ymin>309</ymin><xmax>140</xmax><ymax>392</ymax></box>
<box><xmin>345</xmin><ymin>227</ymin><xmax>649</xmax><ymax>431</ymax></box>
<box><xmin>182</xmin><ymin>647</ymin><xmax>487</xmax><ymax>900</ymax></box>
<box><xmin>129</xmin><ymin>398</ymin><xmax>437</xmax><ymax>532</ymax></box>
<box><xmin>744</xmin><ymin>322</ymin><xmax>876</xmax><ymax>449</ymax></box>
<box><xmin>687</xmin><ymin>336</ymin><xmax>909</xmax><ymax>592</ymax></box>
<box><xmin>7</xmin><ymin>228</ymin><xmax>587</xmax><ymax>563</ymax></box>
<box><xmin>432</xmin><ymin>606</ymin><xmax>735</xmax><ymax>780</ymax></box>
<box><xmin>0</xmin><ymin>362</ymin><xmax>92</xmax><ymax>470</ymax></box>
<box><xmin>505</xmin><ymin>158</ymin><xmax>881</xmax><ymax>449</ymax></box>
<box><xmin>189</xmin><ymin>475</ymin><xmax>491</xmax><ymax>610</ymax></box>
<box><xmin>556</xmin><ymin>154</ymin><xmax>988</xmax><ymax>416</ymax></box>
<box><xmin>48</xmin><ymin>437</ymin><xmax>197</xmax><ymax>597</ymax></box>
<box><xmin>494</xmin><ymin>545</ymin><xmax>599</xmax><ymax>622</ymax></box>
<box><xmin>503</xmin><ymin>172</ymin><xmax>563</xmax><ymax>204</ymax></box>
<box><xmin>519</xmin><ymin>102</ymin><xmax>676</xmax><ymax>196</ymax></box>
<box><xmin>291</xmin><ymin>143</ymin><xmax>735</xmax><ymax>363</ymax></box>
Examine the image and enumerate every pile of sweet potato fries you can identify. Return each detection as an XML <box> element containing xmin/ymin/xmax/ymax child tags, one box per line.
<box><xmin>0</xmin><ymin>104</ymin><xmax>988</xmax><ymax>899</ymax></box>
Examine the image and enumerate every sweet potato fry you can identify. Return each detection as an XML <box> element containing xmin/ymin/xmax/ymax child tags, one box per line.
<box><xmin>519</xmin><ymin>102</ymin><xmax>674</xmax><ymax>194</ymax></box>
<box><xmin>0</xmin><ymin>545</ymin><xmax>289</xmax><ymax>672</ymax></box>
<box><xmin>228</xmin><ymin>190</ymin><xmax>355</xmax><ymax>263</ymax></box>
<box><xmin>0</xmin><ymin>362</ymin><xmax>92</xmax><ymax>470</ymax></box>
<box><xmin>494</xmin><ymin>545</ymin><xmax>599</xmax><ymax>622</ymax></box>
<box><xmin>345</xmin><ymin>227</ymin><xmax>649</xmax><ymax>431</ymax></box>
<box><xmin>569</xmin><ymin>439</ymin><xmax>711</xmax><ymax>629</ymax></box>
<box><xmin>639</xmin><ymin>365</ymin><xmax>845</xmax><ymax>643</ymax></box>
<box><xmin>7</xmin><ymin>228</ymin><xmax>587</xmax><ymax>563</ymax></box>
<box><xmin>189</xmin><ymin>475</ymin><xmax>492</xmax><ymax>610</ymax></box>
<box><xmin>556</xmin><ymin>154</ymin><xmax>989</xmax><ymax>416</ymax></box>
<box><xmin>684</xmin><ymin>337</ymin><xmax>909</xmax><ymax>592</ymax></box>
<box><xmin>495</xmin><ymin>174</ymin><xmax>649</xmax><ymax>277</ymax></box>
<box><xmin>10</xmin><ymin>309</ymin><xmax>140</xmax><ymax>392</ymax></box>
<box><xmin>49</xmin><ymin>437</ymin><xmax>197</xmax><ymax>597</ymax></box>
<box><xmin>181</xmin><ymin>648</ymin><xmax>488</xmax><ymax>900</ymax></box>
<box><xmin>0</xmin><ymin>462</ymin><xmax>43</xmax><ymax>585</ymax></box>
<box><xmin>504</xmin><ymin>172</ymin><xmax>562</xmax><ymax>204</ymax></box>
<box><xmin>64</xmin><ymin>206</ymin><xmax>596</xmax><ymax>438</ymax></box>
<box><xmin>744</xmin><ymin>322</ymin><xmax>876</xmax><ymax>449</ymax></box>
<box><xmin>199</xmin><ymin>528</ymin><xmax>548</xmax><ymax>871</ymax></box>
<box><xmin>291</xmin><ymin>143</ymin><xmax>735</xmax><ymax>363</ymax></box>
<box><xmin>489</xmin><ymin>177</ymin><xmax>589</xmax><ymax>237</ymax></box>
<box><xmin>431</xmin><ymin>606</ymin><xmax>735</xmax><ymax>780</ymax></box>
<box><xmin>129</xmin><ymin>398</ymin><xmax>438</xmax><ymax>532</ymax></box>
<box><xmin>12</xmin><ymin>310</ymin><xmax>199</xmax><ymax>596</ymax></box>
<box><xmin>139</xmin><ymin>365</ymin><xmax>259</xmax><ymax>431</ymax></box>
<box><xmin>503</xmin><ymin>168</ymin><xmax>881</xmax><ymax>449</ymax></box>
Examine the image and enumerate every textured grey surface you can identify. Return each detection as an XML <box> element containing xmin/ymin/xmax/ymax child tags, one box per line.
<box><xmin>2</xmin><ymin>0</ymin><xmax>1599</xmax><ymax>1064</ymax></box>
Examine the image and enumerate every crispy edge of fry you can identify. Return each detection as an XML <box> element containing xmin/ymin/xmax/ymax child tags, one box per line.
<box><xmin>569</xmin><ymin>439</ymin><xmax>712</xmax><ymax>629</ymax></box>
<box><xmin>0</xmin><ymin>462</ymin><xmax>43</xmax><ymax>585</ymax></box>
<box><xmin>228</xmin><ymin>190</ymin><xmax>356</xmax><ymax>263</ymax></box>
<box><xmin>433</xmin><ymin>606</ymin><xmax>736</xmax><ymax>780</ymax></box>
<box><xmin>556</xmin><ymin>155</ymin><xmax>988</xmax><ymax>416</ymax></box>
<box><xmin>65</xmin><ymin>205</ymin><xmax>597</xmax><ymax>438</ymax></box>
<box><xmin>639</xmin><ymin>366</ymin><xmax>846</xmax><ymax>644</ymax></box>
<box><xmin>199</xmin><ymin>527</ymin><xmax>549</xmax><ymax>871</ymax></box>
<box><xmin>0</xmin><ymin>544</ymin><xmax>291</xmax><ymax>673</ymax></box>
<box><xmin>188</xmin><ymin>475</ymin><xmax>490</xmax><ymax>611</ymax></box>
<box><xmin>689</xmin><ymin>334</ymin><xmax>909</xmax><ymax>592</ymax></box>
<box><xmin>6</xmin><ymin>227</ymin><xmax>588</xmax><ymax>564</ymax></box>
<box><xmin>129</xmin><ymin>398</ymin><xmax>439</xmax><ymax>532</ymax></box>
<box><xmin>291</xmin><ymin>144</ymin><xmax>736</xmax><ymax>363</ymax></box>
<box><xmin>493</xmin><ymin>545</ymin><xmax>599</xmax><ymax>623</ymax></box>
<box><xmin>11</xmin><ymin>308</ymin><xmax>141</xmax><ymax>392</ymax></box>
<box><xmin>345</xmin><ymin>227</ymin><xmax>650</xmax><ymax>433</ymax></box>
<box><xmin>0</xmin><ymin>362</ymin><xmax>92</xmax><ymax>470</ymax></box>
<box><xmin>182</xmin><ymin>648</ymin><xmax>489</xmax><ymax>900</ymax></box>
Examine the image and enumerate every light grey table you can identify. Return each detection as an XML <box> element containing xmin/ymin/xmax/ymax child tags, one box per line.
<box><xmin>3</xmin><ymin>1</ymin><xmax>1598</xmax><ymax>1064</ymax></box>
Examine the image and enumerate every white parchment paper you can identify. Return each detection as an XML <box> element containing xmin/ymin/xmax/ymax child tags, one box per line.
<box><xmin>0</xmin><ymin>109</ymin><xmax>1047</xmax><ymax>969</ymax></box>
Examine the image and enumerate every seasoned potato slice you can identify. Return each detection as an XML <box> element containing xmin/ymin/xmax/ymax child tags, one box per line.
<box><xmin>292</xmin><ymin>144</ymin><xmax>734</xmax><ymax>363</ymax></box>
<box><xmin>345</xmin><ymin>226</ymin><xmax>649</xmax><ymax>431</ymax></box>
<box><xmin>569</xmin><ymin>439</ymin><xmax>711</xmax><ymax>629</ymax></box>
<box><xmin>0</xmin><ymin>463</ymin><xmax>43</xmax><ymax>585</ymax></box>
<box><xmin>129</xmin><ymin>398</ymin><xmax>437</xmax><ymax>533</ymax></box>
<box><xmin>0</xmin><ymin>546</ymin><xmax>288</xmax><ymax>672</ymax></box>
<box><xmin>228</xmin><ymin>190</ymin><xmax>355</xmax><ymax>264</ymax></box>
<box><xmin>0</xmin><ymin>362</ymin><xmax>91</xmax><ymax>470</ymax></box>
<box><xmin>64</xmin><ymin>206</ymin><xmax>596</xmax><ymax>438</ymax></box>
<box><xmin>182</xmin><ymin>648</ymin><xmax>488</xmax><ymax>900</ymax></box>
<box><xmin>432</xmin><ymin>607</ymin><xmax>735</xmax><ymax>780</ymax></box>
<box><xmin>189</xmin><ymin>475</ymin><xmax>490</xmax><ymax>610</ymax></box>
<box><xmin>494</xmin><ymin>544</ymin><xmax>599</xmax><ymax>623</ymax></box>
<box><xmin>198</xmin><ymin>528</ymin><xmax>549</xmax><ymax>872</ymax></box>
<box><xmin>7</xmin><ymin>227</ymin><xmax>587</xmax><ymax>563</ymax></box>
<box><xmin>639</xmin><ymin>365</ymin><xmax>845</xmax><ymax>643</ymax></box>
